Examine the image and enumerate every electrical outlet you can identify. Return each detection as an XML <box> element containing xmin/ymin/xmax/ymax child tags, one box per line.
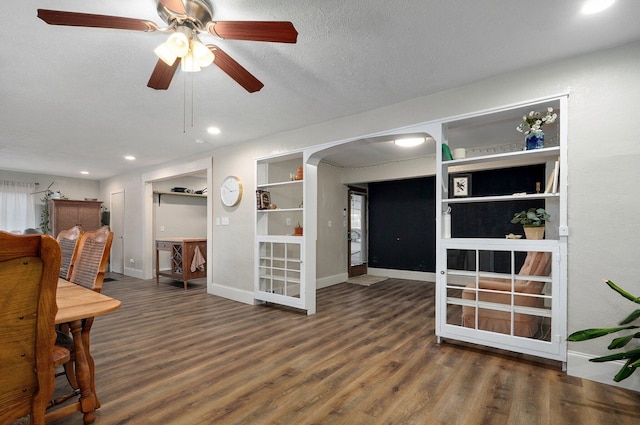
<box><xmin>286</xmin><ymin>218</ymin><xmax>291</xmax><ymax>226</ymax></box>
<box><xmin>160</xmin><ymin>225</ymin><xmax>165</xmax><ymax>232</ymax></box>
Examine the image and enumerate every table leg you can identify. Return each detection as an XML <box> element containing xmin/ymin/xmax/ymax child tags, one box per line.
<box><xmin>82</xmin><ymin>317</ymin><xmax>100</xmax><ymax>408</ymax></box>
<box><xmin>69</xmin><ymin>319</ymin><xmax>97</xmax><ymax>424</ymax></box>
<box><xmin>156</xmin><ymin>245</ymin><xmax>160</xmax><ymax>284</ymax></box>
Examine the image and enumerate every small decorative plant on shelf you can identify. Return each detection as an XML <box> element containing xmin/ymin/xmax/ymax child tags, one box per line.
<box><xmin>567</xmin><ymin>280</ymin><xmax>640</xmax><ymax>382</ymax></box>
<box><xmin>511</xmin><ymin>207</ymin><xmax>550</xmax><ymax>240</ymax></box>
<box><xmin>516</xmin><ymin>107</ymin><xmax>558</xmax><ymax>150</ymax></box>
<box><xmin>294</xmin><ymin>222</ymin><xmax>303</xmax><ymax>236</ymax></box>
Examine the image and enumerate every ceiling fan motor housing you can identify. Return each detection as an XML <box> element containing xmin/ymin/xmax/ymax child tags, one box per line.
<box><xmin>157</xmin><ymin>0</ymin><xmax>213</xmax><ymax>31</ymax></box>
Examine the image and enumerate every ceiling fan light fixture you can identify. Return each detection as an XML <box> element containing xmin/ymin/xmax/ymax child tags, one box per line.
<box><xmin>394</xmin><ymin>137</ymin><xmax>425</xmax><ymax>147</ymax></box>
<box><xmin>191</xmin><ymin>39</ymin><xmax>215</xmax><ymax>68</ymax></box>
<box><xmin>166</xmin><ymin>30</ymin><xmax>190</xmax><ymax>57</ymax></box>
<box><xmin>154</xmin><ymin>42</ymin><xmax>178</xmax><ymax>66</ymax></box>
<box><xmin>154</xmin><ymin>28</ymin><xmax>190</xmax><ymax>65</ymax></box>
<box><xmin>181</xmin><ymin>51</ymin><xmax>201</xmax><ymax>72</ymax></box>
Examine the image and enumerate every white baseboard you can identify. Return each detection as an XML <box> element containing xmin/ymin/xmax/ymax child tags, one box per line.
<box><xmin>368</xmin><ymin>268</ymin><xmax>436</xmax><ymax>282</ymax></box>
<box><xmin>317</xmin><ymin>273</ymin><xmax>348</xmax><ymax>289</ymax></box>
<box><xmin>208</xmin><ymin>282</ymin><xmax>256</xmax><ymax>305</ymax></box>
<box><xmin>124</xmin><ymin>266</ymin><xmax>145</xmax><ymax>279</ymax></box>
<box><xmin>208</xmin><ymin>273</ymin><xmax>346</xmax><ymax>306</ymax></box>
<box><xmin>567</xmin><ymin>351</ymin><xmax>640</xmax><ymax>392</ymax></box>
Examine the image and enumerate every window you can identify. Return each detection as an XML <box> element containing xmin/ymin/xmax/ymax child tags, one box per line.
<box><xmin>0</xmin><ymin>181</ymin><xmax>37</xmax><ymax>232</ymax></box>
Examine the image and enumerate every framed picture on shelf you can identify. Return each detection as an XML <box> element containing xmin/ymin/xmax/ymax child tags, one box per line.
<box><xmin>256</xmin><ymin>190</ymin><xmax>271</xmax><ymax>210</ymax></box>
<box><xmin>450</xmin><ymin>174</ymin><xmax>472</xmax><ymax>197</ymax></box>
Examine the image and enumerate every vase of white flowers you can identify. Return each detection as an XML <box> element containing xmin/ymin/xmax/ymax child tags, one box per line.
<box><xmin>525</xmin><ymin>132</ymin><xmax>545</xmax><ymax>150</ymax></box>
<box><xmin>516</xmin><ymin>107</ymin><xmax>558</xmax><ymax>150</ymax></box>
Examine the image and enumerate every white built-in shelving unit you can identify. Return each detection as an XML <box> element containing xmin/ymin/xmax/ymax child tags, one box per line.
<box><xmin>436</xmin><ymin>95</ymin><xmax>568</xmax><ymax>364</ymax></box>
<box><xmin>255</xmin><ymin>152</ymin><xmax>308</xmax><ymax>311</ymax></box>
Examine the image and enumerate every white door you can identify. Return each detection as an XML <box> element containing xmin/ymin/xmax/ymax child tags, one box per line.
<box><xmin>110</xmin><ymin>191</ymin><xmax>125</xmax><ymax>273</ymax></box>
<box><xmin>437</xmin><ymin>241</ymin><xmax>566</xmax><ymax>362</ymax></box>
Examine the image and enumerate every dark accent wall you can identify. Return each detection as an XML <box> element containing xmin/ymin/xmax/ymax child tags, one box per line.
<box><xmin>450</xmin><ymin>164</ymin><xmax>546</xmax><ymax>238</ymax></box>
<box><xmin>449</xmin><ymin>164</ymin><xmax>546</xmax><ymax>273</ymax></box>
<box><xmin>369</xmin><ymin>177</ymin><xmax>436</xmax><ymax>272</ymax></box>
<box><xmin>367</xmin><ymin>164</ymin><xmax>545</xmax><ymax>274</ymax></box>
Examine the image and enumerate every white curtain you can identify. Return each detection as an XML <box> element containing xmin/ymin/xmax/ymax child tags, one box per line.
<box><xmin>0</xmin><ymin>181</ymin><xmax>37</xmax><ymax>233</ymax></box>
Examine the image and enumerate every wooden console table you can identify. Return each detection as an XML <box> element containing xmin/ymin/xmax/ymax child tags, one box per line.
<box><xmin>155</xmin><ymin>238</ymin><xmax>207</xmax><ymax>289</ymax></box>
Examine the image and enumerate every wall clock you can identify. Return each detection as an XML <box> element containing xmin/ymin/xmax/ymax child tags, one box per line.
<box><xmin>220</xmin><ymin>175</ymin><xmax>243</xmax><ymax>207</ymax></box>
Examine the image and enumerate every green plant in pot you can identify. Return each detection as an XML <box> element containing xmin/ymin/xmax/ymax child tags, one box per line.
<box><xmin>511</xmin><ymin>207</ymin><xmax>550</xmax><ymax>240</ymax></box>
<box><xmin>567</xmin><ymin>280</ymin><xmax>640</xmax><ymax>382</ymax></box>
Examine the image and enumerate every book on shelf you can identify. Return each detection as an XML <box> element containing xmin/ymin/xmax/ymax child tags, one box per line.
<box><xmin>551</xmin><ymin>159</ymin><xmax>559</xmax><ymax>194</ymax></box>
<box><xmin>256</xmin><ymin>190</ymin><xmax>271</xmax><ymax>210</ymax></box>
<box><xmin>543</xmin><ymin>158</ymin><xmax>560</xmax><ymax>194</ymax></box>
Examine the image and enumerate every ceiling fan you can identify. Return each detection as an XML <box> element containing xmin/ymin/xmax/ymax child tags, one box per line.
<box><xmin>37</xmin><ymin>0</ymin><xmax>298</xmax><ymax>93</ymax></box>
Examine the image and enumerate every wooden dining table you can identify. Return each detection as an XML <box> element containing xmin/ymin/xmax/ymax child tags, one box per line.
<box><xmin>46</xmin><ymin>278</ymin><xmax>121</xmax><ymax>425</ymax></box>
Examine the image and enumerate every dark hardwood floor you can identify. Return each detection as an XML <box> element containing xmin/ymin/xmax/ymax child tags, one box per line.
<box><xmin>49</xmin><ymin>275</ymin><xmax>640</xmax><ymax>425</ymax></box>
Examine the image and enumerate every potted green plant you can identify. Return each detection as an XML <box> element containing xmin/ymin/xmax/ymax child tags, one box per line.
<box><xmin>511</xmin><ymin>207</ymin><xmax>550</xmax><ymax>240</ymax></box>
<box><xmin>40</xmin><ymin>190</ymin><xmax>67</xmax><ymax>234</ymax></box>
<box><xmin>567</xmin><ymin>280</ymin><xmax>640</xmax><ymax>382</ymax></box>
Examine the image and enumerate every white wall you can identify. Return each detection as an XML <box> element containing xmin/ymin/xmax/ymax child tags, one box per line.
<box><xmin>153</xmin><ymin>176</ymin><xmax>207</xmax><ymax>240</ymax></box>
<box><xmin>316</xmin><ymin>162</ymin><xmax>348</xmax><ymax>285</ymax></box>
<box><xmin>341</xmin><ymin>156</ymin><xmax>437</xmax><ymax>185</ymax></box>
<box><xmin>100</xmin><ymin>40</ymin><xmax>640</xmax><ymax>390</ymax></box>
<box><xmin>153</xmin><ymin>176</ymin><xmax>207</xmax><ymax>271</ymax></box>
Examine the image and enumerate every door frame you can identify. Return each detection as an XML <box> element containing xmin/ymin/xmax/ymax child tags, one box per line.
<box><xmin>109</xmin><ymin>190</ymin><xmax>125</xmax><ymax>273</ymax></box>
<box><xmin>141</xmin><ymin>157</ymin><xmax>213</xmax><ymax>280</ymax></box>
<box><xmin>348</xmin><ymin>186</ymin><xmax>368</xmax><ymax>278</ymax></box>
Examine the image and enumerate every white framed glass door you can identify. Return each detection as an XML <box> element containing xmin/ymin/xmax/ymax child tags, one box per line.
<box><xmin>348</xmin><ymin>188</ymin><xmax>367</xmax><ymax>277</ymax></box>
<box><xmin>437</xmin><ymin>240</ymin><xmax>566</xmax><ymax>361</ymax></box>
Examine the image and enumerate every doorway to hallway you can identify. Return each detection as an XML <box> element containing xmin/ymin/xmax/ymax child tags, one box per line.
<box><xmin>348</xmin><ymin>187</ymin><xmax>367</xmax><ymax>278</ymax></box>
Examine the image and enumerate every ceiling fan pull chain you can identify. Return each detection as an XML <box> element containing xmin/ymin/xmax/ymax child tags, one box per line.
<box><xmin>182</xmin><ymin>69</ymin><xmax>186</xmax><ymax>133</ymax></box>
<box><xmin>191</xmin><ymin>71</ymin><xmax>195</xmax><ymax>129</ymax></box>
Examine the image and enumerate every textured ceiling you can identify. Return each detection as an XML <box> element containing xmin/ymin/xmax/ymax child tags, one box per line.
<box><xmin>2</xmin><ymin>1</ymin><xmax>640</xmax><ymax>179</ymax></box>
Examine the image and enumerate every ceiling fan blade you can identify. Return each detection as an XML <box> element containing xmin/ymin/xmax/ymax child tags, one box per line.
<box><xmin>158</xmin><ymin>0</ymin><xmax>187</xmax><ymax>15</ymax></box>
<box><xmin>208</xmin><ymin>21</ymin><xmax>298</xmax><ymax>43</ymax></box>
<box><xmin>209</xmin><ymin>46</ymin><xmax>264</xmax><ymax>93</ymax></box>
<box><xmin>37</xmin><ymin>9</ymin><xmax>157</xmax><ymax>32</ymax></box>
<box><xmin>147</xmin><ymin>58</ymin><xmax>180</xmax><ymax>90</ymax></box>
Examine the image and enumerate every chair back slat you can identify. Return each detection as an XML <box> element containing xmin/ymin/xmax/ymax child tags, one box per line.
<box><xmin>69</xmin><ymin>226</ymin><xmax>113</xmax><ymax>292</ymax></box>
<box><xmin>56</xmin><ymin>226</ymin><xmax>82</xmax><ymax>280</ymax></box>
<box><xmin>0</xmin><ymin>232</ymin><xmax>61</xmax><ymax>425</ymax></box>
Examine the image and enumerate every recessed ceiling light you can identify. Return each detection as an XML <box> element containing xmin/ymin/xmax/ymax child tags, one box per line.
<box><xmin>394</xmin><ymin>137</ymin><xmax>425</xmax><ymax>148</ymax></box>
<box><xmin>207</xmin><ymin>126</ymin><xmax>221</xmax><ymax>135</ymax></box>
<box><xmin>581</xmin><ymin>0</ymin><xmax>614</xmax><ymax>14</ymax></box>
<box><xmin>124</xmin><ymin>155</ymin><xmax>136</xmax><ymax>161</ymax></box>
<box><xmin>80</xmin><ymin>171</ymin><xmax>89</xmax><ymax>175</ymax></box>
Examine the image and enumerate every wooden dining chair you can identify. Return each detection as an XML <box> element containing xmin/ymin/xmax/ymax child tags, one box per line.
<box><xmin>56</xmin><ymin>225</ymin><xmax>83</xmax><ymax>280</ymax></box>
<box><xmin>0</xmin><ymin>231</ymin><xmax>64</xmax><ymax>425</ymax></box>
<box><xmin>67</xmin><ymin>226</ymin><xmax>114</xmax><ymax>293</ymax></box>
<box><xmin>54</xmin><ymin>226</ymin><xmax>113</xmax><ymax>406</ymax></box>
